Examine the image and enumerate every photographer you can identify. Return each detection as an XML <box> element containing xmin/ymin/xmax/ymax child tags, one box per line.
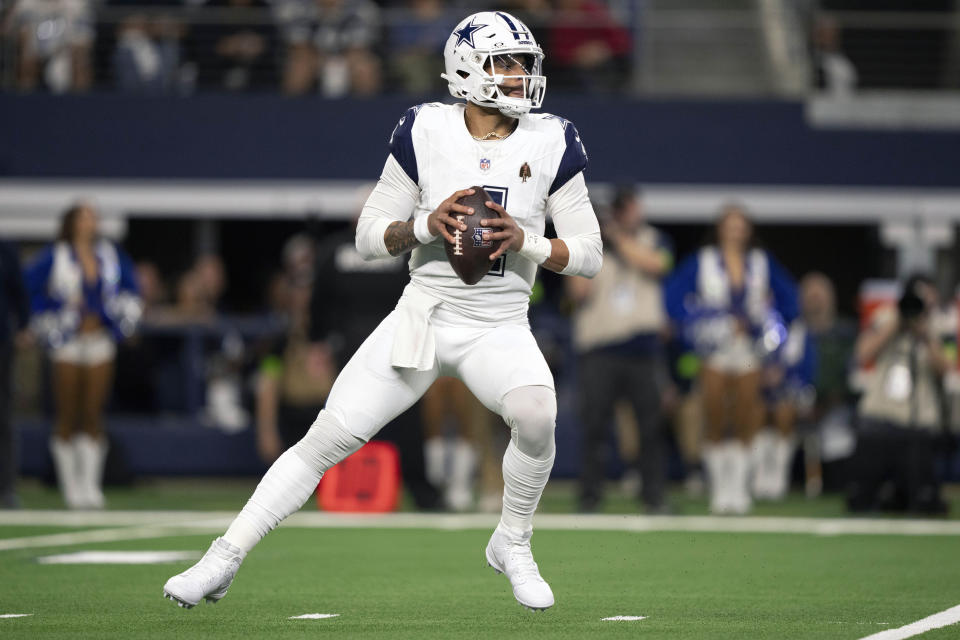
<box><xmin>567</xmin><ymin>187</ymin><xmax>672</xmax><ymax>513</ymax></box>
<box><xmin>848</xmin><ymin>274</ymin><xmax>951</xmax><ymax>514</ymax></box>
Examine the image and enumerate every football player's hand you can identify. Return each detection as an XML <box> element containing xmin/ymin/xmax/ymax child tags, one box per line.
<box><xmin>427</xmin><ymin>189</ymin><xmax>472</xmax><ymax>244</ymax></box>
<box><xmin>481</xmin><ymin>200</ymin><xmax>524</xmax><ymax>261</ymax></box>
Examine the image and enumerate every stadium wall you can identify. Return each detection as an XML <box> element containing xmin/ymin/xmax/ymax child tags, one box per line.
<box><xmin>3</xmin><ymin>94</ymin><xmax>960</xmax><ymax>186</ymax></box>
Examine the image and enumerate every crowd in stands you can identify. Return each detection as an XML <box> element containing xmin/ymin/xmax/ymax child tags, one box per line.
<box><xmin>2</xmin><ymin>194</ymin><xmax>958</xmax><ymax>517</ymax></box>
<box><xmin>1</xmin><ymin>0</ymin><xmax>634</xmax><ymax>95</ymax></box>
<box><xmin>9</xmin><ymin>0</ymin><xmax>960</xmax><ymax>97</ymax></box>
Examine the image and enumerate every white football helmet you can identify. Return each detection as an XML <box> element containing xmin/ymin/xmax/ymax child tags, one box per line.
<box><xmin>441</xmin><ymin>11</ymin><xmax>546</xmax><ymax>118</ymax></box>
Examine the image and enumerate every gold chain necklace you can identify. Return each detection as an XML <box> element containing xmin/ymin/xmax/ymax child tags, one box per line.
<box><xmin>471</xmin><ymin>130</ymin><xmax>511</xmax><ymax>141</ymax></box>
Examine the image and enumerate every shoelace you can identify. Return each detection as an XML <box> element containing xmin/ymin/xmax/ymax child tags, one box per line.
<box><xmin>180</xmin><ymin>546</ymin><xmax>233</xmax><ymax>589</ymax></box>
<box><xmin>506</xmin><ymin>540</ymin><xmax>541</xmax><ymax>584</ymax></box>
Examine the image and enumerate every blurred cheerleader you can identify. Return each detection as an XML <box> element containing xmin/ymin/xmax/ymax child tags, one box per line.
<box><xmin>666</xmin><ymin>204</ymin><xmax>798</xmax><ymax>514</ymax></box>
<box><xmin>25</xmin><ymin>203</ymin><xmax>142</xmax><ymax>509</ymax></box>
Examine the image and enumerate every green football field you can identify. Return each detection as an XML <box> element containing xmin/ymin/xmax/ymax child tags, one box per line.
<box><xmin>2</xmin><ymin>480</ymin><xmax>960</xmax><ymax>639</ymax></box>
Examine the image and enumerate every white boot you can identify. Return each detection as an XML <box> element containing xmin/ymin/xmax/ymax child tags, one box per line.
<box><xmin>729</xmin><ymin>442</ymin><xmax>753</xmax><ymax>515</ymax></box>
<box><xmin>750</xmin><ymin>430</ymin><xmax>776</xmax><ymax>500</ymax></box>
<box><xmin>445</xmin><ymin>439</ymin><xmax>476</xmax><ymax>512</ymax></box>
<box><xmin>164</xmin><ymin>537</ymin><xmax>245</xmax><ymax>608</ymax></box>
<box><xmin>49</xmin><ymin>437</ymin><xmax>83</xmax><ymax>509</ymax></box>
<box><xmin>75</xmin><ymin>433</ymin><xmax>108</xmax><ymax>509</ymax></box>
<box><xmin>485</xmin><ymin>522</ymin><xmax>554</xmax><ymax>611</ymax></box>
<box><xmin>770</xmin><ymin>435</ymin><xmax>797</xmax><ymax>500</ymax></box>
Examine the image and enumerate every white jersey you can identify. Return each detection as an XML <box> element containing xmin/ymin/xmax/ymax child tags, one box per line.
<box><xmin>358</xmin><ymin>101</ymin><xmax>600</xmax><ymax>326</ymax></box>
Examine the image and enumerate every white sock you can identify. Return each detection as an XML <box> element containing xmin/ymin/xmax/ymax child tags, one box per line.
<box><xmin>224</xmin><ymin>411</ymin><xmax>363</xmax><ymax>554</ymax></box>
<box><xmin>500</xmin><ymin>441</ymin><xmax>553</xmax><ymax>532</ymax></box>
<box><xmin>424</xmin><ymin>437</ymin><xmax>447</xmax><ymax>488</ymax></box>
<box><xmin>75</xmin><ymin>434</ymin><xmax>108</xmax><ymax>509</ymax></box>
<box><xmin>49</xmin><ymin>436</ymin><xmax>82</xmax><ymax>509</ymax></box>
<box><xmin>223</xmin><ymin>450</ymin><xmax>320</xmax><ymax>553</ymax></box>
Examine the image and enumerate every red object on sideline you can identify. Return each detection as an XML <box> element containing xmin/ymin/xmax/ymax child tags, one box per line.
<box><xmin>316</xmin><ymin>441</ymin><xmax>402</xmax><ymax>512</ymax></box>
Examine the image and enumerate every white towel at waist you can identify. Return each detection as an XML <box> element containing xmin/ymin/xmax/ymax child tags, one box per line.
<box><xmin>390</xmin><ymin>284</ymin><xmax>442</xmax><ymax>371</ymax></box>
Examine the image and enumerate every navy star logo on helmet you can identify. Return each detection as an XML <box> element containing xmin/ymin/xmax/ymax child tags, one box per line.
<box><xmin>453</xmin><ymin>18</ymin><xmax>484</xmax><ymax>49</ymax></box>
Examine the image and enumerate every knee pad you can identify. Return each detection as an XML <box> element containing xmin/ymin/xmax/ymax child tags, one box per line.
<box><xmin>292</xmin><ymin>410</ymin><xmax>365</xmax><ymax>473</ymax></box>
<box><xmin>501</xmin><ymin>386</ymin><xmax>557</xmax><ymax>459</ymax></box>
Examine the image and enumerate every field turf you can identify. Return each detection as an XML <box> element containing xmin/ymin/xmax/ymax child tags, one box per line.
<box><xmin>3</xmin><ymin>518</ymin><xmax>960</xmax><ymax>639</ymax></box>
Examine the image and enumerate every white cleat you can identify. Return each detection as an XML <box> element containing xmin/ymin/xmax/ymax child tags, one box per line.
<box><xmin>163</xmin><ymin>537</ymin><xmax>244</xmax><ymax>608</ymax></box>
<box><xmin>485</xmin><ymin>523</ymin><xmax>554</xmax><ymax>611</ymax></box>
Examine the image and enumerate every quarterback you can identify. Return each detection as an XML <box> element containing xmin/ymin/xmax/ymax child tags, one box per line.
<box><xmin>164</xmin><ymin>11</ymin><xmax>602</xmax><ymax>612</ymax></box>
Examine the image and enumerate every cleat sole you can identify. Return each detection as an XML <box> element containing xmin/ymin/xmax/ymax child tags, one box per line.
<box><xmin>163</xmin><ymin>591</ymin><xmax>196</xmax><ymax>609</ymax></box>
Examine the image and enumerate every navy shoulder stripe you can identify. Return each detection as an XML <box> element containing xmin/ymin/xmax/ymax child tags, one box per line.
<box><xmin>388</xmin><ymin>105</ymin><xmax>423</xmax><ymax>184</ymax></box>
<box><xmin>548</xmin><ymin>120</ymin><xmax>588</xmax><ymax>195</ymax></box>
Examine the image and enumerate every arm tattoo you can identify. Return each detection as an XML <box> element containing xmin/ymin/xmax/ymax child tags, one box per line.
<box><xmin>384</xmin><ymin>220</ymin><xmax>420</xmax><ymax>256</ymax></box>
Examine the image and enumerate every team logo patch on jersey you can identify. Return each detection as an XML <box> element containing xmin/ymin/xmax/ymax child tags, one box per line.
<box><xmin>473</xmin><ymin>227</ymin><xmax>493</xmax><ymax>248</ymax></box>
<box><xmin>519</xmin><ymin>162</ymin><xmax>531</xmax><ymax>183</ymax></box>
<box><xmin>479</xmin><ymin>157</ymin><xmax>491</xmax><ymax>171</ymax></box>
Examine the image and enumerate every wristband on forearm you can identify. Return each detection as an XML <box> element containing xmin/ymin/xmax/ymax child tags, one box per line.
<box><xmin>517</xmin><ymin>232</ymin><xmax>552</xmax><ymax>265</ymax></box>
<box><xmin>414</xmin><ymin>214</ymin><xmax>438</xmax><ymax>245</ymax></box>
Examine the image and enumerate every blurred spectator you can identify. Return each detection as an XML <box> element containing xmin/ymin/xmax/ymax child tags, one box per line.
<box><xmin>548</xmin><ymin>0</ymin><xmax>631</xmax><ymax>92</ymax></box>
<box><xmin>4</xmin><ymin>0</ymin><xmax>93</xmax><ymax>92</ymax></box>
<box><xmin>134</xmin><ymin>260</ymin><xmax>169</xmax><ymax>315</ymax></box>
<box><xmin>275</xmin><ymin>0</ymin><xmax>382</xmax><ymax>96</ymax></box>
<box><xmin>666</xmin><ymin>204</ymin><xmax>798</xmax><ymax>515</ymax></box>
<box><xmin>0</xmin><ymin>238</ymin><xmax>31</xmax><ymax>509</ymax></box>
<box><xmin>664</xmin><ymin>337</ymin><xmax>706</xmax><ymax>497</ymax></box>
<box><xmin>110</xmin><ymin>260</ymin><xmax>167</xmax><ymax>413</ymax></box>
<box><xmin>387</xmin><ymin>0</ymin><xmax>448</xmax><ymax>94</ymax></box>
<box><xmin>812</xmin><ymin>15</ymin><xmax>857</xmax><ymax>96</ymax></box>
<box><xmin>186</xmin><ymin>253</ymin><xmax>240</xmax><ymax>429</ymax></box>
<box><xmin>847</xmin><ymin>274</ymin><xmax>950</xmax><ymax>514</ymax></box>
<box><xmin>172</xmin><ymin>268</ymin><xmax>211</xmax><ymax>321</ymax></box>
<box><xmin>195</xmin><ymin>0</ymin><xmax>278</xmax><ymax>92</ymax></box>
<box><xmin>267</xmin><ymin>233</ymin><xmax>315</xmax><ymax>316</ymax></box>
<box><xmin>157</xmin><ymin>254</ymin><xmax>226</xmax><ymax>323</ymax></box>
<box><xmin>309</xmin><ymin>219</ymin><xmax>439</xmax><ymax>509</ymax></box>
<box><xmin>752</xmin><ymin>316</ymin><xmax>815</xmax><ymax>500</ymax></box>
<box><xmin>113</xmin><ymin>13</ymin><xmax>184</xmax><ymax>94</ymax></box>
<box><xmin>800</xmin><ymin>272</ymin><xmax>857</xmax><ymax>496</ymax></box>
<box><xmin>193</xmin><ymin>254</ymin><xmax>227</xmax><ymax>312</ymax></box>
<box><xmin>24</xmin><ymin>202</ymin><xmax>142</xmax><ymax>509</ymax></box>
<box><xmin>568</xmin><ymin>187</ymin><xmax>672</xmax><ymax>513</ymax></box>
<box><xmin>256</xmin><ymin>234</ymin><xmax>334</xmax><ymax>461</ymax></box>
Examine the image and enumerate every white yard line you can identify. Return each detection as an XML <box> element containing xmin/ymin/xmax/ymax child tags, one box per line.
<box><xmin>0</xmin><ymin>520</ymin><xmax>230</xmax><ymax>551</ymax></box>
<box><xmin>36</xmin><ymin>550</ymin><xmax>200</xmax><ymax>564</ymax></box>
<box><xmin>858</xmin><ymin>604</ymin><xmax>960</xmax><ymax>640</ymax></box>
<box><xmin>2</xmin><ymin>512</ymin><xmax>960</xmax><ymax>552</ymax></box>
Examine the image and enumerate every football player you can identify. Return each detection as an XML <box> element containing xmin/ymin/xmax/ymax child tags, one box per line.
<box><xmin>164</xmin><ymin>11</ymin><xmax>602</xmax><ymax>612</ymax></box>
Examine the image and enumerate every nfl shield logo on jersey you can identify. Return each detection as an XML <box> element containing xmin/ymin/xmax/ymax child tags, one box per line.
<box><xmin>479</xmin><ymin>157</ymin><xmax>491</xmax><ymax>171</ymax></box>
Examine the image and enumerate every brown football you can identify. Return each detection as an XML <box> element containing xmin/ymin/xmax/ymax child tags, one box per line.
<box><xmin>444</xmin><ymin>186</ymin><xmax>501</xmax><ymax>285</ymax></box>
